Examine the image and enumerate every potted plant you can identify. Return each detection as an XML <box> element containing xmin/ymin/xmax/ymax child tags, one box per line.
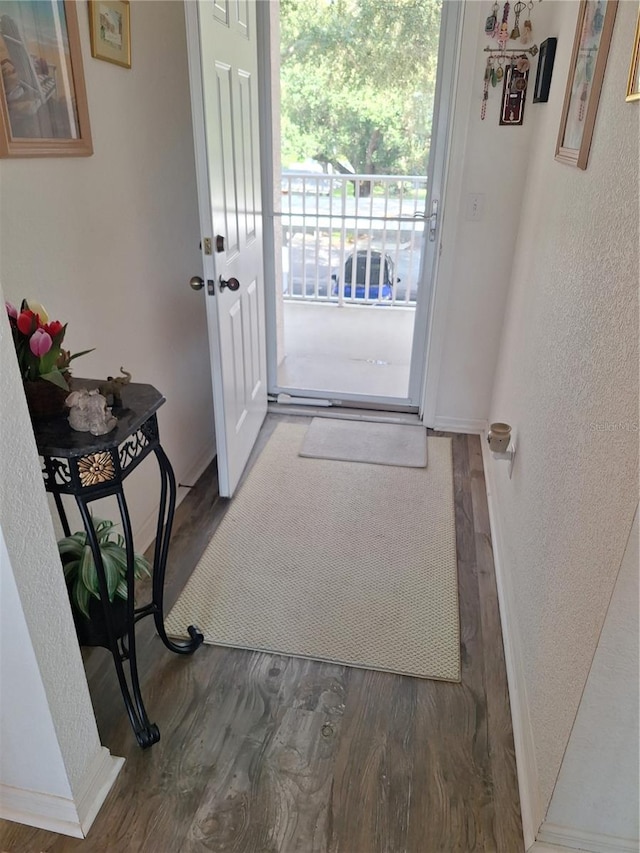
<box><xmin>58</xmin><ymin>517</ymin><xmax>151</xmax><ymax>647</ymax></box>
<box><xmin>5</xmin><ymin>298</ymin><xmax>93</xmax><ymax>418</ymax></box>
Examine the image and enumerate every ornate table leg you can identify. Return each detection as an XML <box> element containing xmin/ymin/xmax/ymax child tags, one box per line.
<box><xmin>146</xmin><ymin>445</ymin><xmax>203</xmax><ymax>654</ymax></box>
<box><xmin>76</xmin><ymin>495</ymin><xmax>160</xmax><ymax>749</ymax></box>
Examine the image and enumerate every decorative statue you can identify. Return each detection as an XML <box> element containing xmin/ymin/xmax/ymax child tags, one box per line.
<box><xmin>66</xmin><ymin>389</ymin><xmax>117</xmax><ymax>436</ymax></box>
<box><xmin>99</xmin><ymin>367</ymin><xmax>132</xmax><ymax>407</ymax></box>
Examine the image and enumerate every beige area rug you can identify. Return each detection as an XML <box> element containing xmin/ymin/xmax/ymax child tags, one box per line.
<box><xmin>166</xmin><ymin>423</ymin><xmax>460</xmax><ymax>681</ymax></box>
<box><xmin>299</xmin><ymin>417</ymin><xmax>428</xmax><ymax>468</ymax></box>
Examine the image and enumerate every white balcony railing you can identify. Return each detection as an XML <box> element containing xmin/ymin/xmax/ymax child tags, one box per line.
<box><xmin>276</xmin><ymin>173</ymin><xmax>427</xmax><ymax>306</ymax></box>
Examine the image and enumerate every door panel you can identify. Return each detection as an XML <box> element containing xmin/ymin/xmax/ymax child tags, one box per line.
<box><xmin>214</xmin><ymin>63</ymin><xmax>240</xmax><ymax>256</ymax></box>
<box><xmin>187</xmin><ymin>0</ymin><xmax>267</xmax><ymax>497</ymax></box>
<box><xmin>212</xmin><ymin>0</ymin><xmax>228</xmax><ymax>27</ymax></box>
<box><xmin>238</xmin><ymin>72</ymin><xmax>257</xmax><ymax>241</ymax></box>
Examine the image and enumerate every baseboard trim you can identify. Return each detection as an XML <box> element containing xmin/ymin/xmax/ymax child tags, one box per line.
<box><xmin>537</xmin><ymin>822</ymin><xmax>640</xmax><ymax>853</ymax></box>
<box><xmin>135</xmin><ymin>441</ymin><xmax>216</xmax><ymax>552</ymax></box>
<box><xmin>0</xmin><ymin>784</ymin><xmax>85</xmax><ymax>838</ymax></box>
<box><xmin>75</xmin><ymin>746</ymin><xmax>125</xmax><ymax>835</ymax></box>
<box><xmin>529</xmin><ymin>844</ymin><xmax>591</xmax><ymax>853</ymax></box>
<box><xmin>179</xmin><ymin>442</ymin><xmax>216</xmax><ymax>492</ymax></box>
<box><xmin>432</xmin><ymin>415</ymin><xmax>488</xmax><ymax>434</ymax></box>
<box><xmin>481</xmin><ymin>435</ymin><xmax>543</xmax><ymax>850</ymax></box>
<box><xmin>0</xmin><ymin>748</ymin><xmax>123</xmax><ymax>838</ymax></box>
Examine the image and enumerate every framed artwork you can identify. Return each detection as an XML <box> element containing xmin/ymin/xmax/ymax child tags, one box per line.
<box><xmin>556</xmin><ymin>0</ymin><xmax>618</xmax><ymax>170</ymax></box>
<box><xmin>626</xmin><ymin>9</ymin><xmax>640</xmax><ymax>102</ymax></box>
<box><xmin>533</xmin><ymin>37</ymin><xmax>557</xmax><ymax>103</ymax></box>
<box><xmin>0</xmin><ymin>0</ymin><xmax>92</xmax><ymax>157</ymax></box>
<box><xmin>88</xmin><ymin>1</ymin><xmax>131</xmax><ymax>69</ymax></box>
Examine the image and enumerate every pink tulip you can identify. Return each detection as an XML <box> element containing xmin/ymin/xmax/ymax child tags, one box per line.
<box><xmin>29</xmin><ymin>328</ymin><xmax>53</xmax><ymax>357</ymax></box>
<box><xmin>5</xmin><ymin>301</ymin><xmax>17</xmax><ymax>319</ymax></box>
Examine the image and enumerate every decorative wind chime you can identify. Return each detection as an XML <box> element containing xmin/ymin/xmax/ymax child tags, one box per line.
<box><xmin>481</xmin><ymin>0</ymin><xmax>539</xmax><ymax>125</ymax></box>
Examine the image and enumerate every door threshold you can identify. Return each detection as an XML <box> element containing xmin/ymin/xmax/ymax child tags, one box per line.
<box><xmin>270</xmin><ymin>390</ymin><xmax>419</xmax><ymax>413</ymax></box>
<box><xmin>268</xmin><ymin>401</ymin><xmax>421</xmax><ymax>424</ymax></box>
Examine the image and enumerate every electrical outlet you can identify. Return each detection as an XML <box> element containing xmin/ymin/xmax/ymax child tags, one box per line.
<box><xmin>466</xmin><ymin>193</ymin><xmax>485</xmax><ymax>222</ymax></box>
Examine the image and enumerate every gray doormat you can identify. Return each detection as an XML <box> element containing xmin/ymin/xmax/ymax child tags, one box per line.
<box><xmin>299</xmin><ymin>417</ymin><xmax>428</xmax><ymax>468</ymax></box>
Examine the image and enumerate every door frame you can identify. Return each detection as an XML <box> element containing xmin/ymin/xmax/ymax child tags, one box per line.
<box><xmin>257</xmin><ymin>0</ymin><xmax>464</xmax><ymax>419</ymax></box>
<box><xmin>418</xmin><ymin>0</ymin><xmax>464</xmax><ymax>425</ymax></box>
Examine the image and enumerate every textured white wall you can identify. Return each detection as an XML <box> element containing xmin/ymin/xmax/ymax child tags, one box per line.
<box><xmin>489</xmin><ymin>0</ymin><xmax>639</xmax><ymax>822</ymax></box>
<box><xmin>0</xmin><ymin>528</ymin><xmax>72</xmax><ymax>798</ymax></box>
<box><xmin>0</xmin><ymin>293</ymin><xmax>105</xmax><ymax>801</ymax></box>
<box><xmin>543</xmin><ymin>508</ymin><xmax>639</xmax><ymax>845</ymax></box>
<box><xmin>431</xmin><ymin>0</ymin><xmax>556</xmax><ymax>428</ymax></box>
<box><xmin>0</xmin><ymin>0</ymin><xmax>214</xmax><ymax>547</ymax></box>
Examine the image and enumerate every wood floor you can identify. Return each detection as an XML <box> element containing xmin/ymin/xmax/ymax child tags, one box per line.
<box><xmin>0</xmin><ymin>418</ymin><xmax>523</xmax><ymax>853</ymax></box>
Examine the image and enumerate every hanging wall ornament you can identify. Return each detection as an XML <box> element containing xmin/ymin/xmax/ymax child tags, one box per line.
<box><xmin>485</xmin><ymin>2</ymin><xmax>499</xmax><ymax>35</ymax></box>
<box><xmin>481</xmin><ymin>58</ymin><xmax>493</xmax><ymax>120</ymax></box>
<box><xmin>497</xmin><ymin>1</ymin><xmax>510</xmax><ymax>46</ymax></box>
<box><xmin>500</xmin><ymin>55</ymin><xmax>529</xmax><ymax>125</ymax></box>
<box><xmin>521</xmin><ymin>1</ymin><xmax>534</xmax><ymax>44</ymax></box>
<box><xmin>511</xmin><ymin>1</ymin><xmax>526</xmax><ymax>39</ymax></box>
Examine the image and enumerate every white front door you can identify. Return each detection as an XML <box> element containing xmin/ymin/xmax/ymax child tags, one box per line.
<box><xmin>185</xmin><ymin>0</ymin><xmax>267</xmax><ymax>497</ymax></box>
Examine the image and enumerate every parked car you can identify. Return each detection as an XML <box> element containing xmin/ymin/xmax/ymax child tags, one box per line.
<box><xmin>331</xmin><ymin>250</ymin><xmax>399</xmax><ymax>300</ymax></box>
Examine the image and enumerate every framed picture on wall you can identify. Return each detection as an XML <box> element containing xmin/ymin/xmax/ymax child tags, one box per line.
<box><xmin>626</xmin><ymin>8</ymin><xmax>640</xmax><ymax>101</ymax></box>
<box><xmin>0</xmin><ymin>0</ymin><xmax>92</xmax><ymax>157</ymax></box>
<box><xmin>88</xmin><ymin>1</ymin><xmax>131</xmax><ymax>69</ymax></box>
<box><xmin>556</xmin><ymin>0</ymin><xmax>618</xmax><ymax>170</ymax></box>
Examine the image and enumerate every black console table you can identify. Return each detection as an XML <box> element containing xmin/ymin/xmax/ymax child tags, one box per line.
<box><xmin>33</xmin><ymin>380</ymin><xmax>203</xmax><ymax>748</ymax></box>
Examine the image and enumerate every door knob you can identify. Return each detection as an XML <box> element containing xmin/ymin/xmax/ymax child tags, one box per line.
<box><xmin>219</xmin><ymin>276</ymin><xmax>240</xmax><ymax>292</ymax></box>
<box><xmin>189</xmin><ymin>276</ymin><xmax>204</xmax><ymax>291</ymax></box>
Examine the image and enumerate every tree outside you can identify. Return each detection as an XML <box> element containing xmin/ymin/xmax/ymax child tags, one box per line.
<box><xmin>280</xmin><ymin>0</ymin><xmax>443</xmax><ymax>186</ymax></box>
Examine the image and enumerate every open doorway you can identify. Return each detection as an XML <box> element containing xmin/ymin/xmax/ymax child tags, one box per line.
<box><xmin>264</xmin><ymin>0</ymin><xmax>446</xmax><ymax>407</ymax></box>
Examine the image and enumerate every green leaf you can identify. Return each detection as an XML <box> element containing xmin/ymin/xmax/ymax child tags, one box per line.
<box><xmin>38</xmin><ymin>347</ymin><xmax>62</xmax><ymax>375</ymax></box>
<box><xmin>95</xmin><ymin>519</ymin><xmax>116</xmax><ymax>544</ymax></box>
<box><xmin>58</xmin><ymin>540</ymin><xmax>83</xmax><ymax>558</ymax></box>
<box><xmin>40</xmin><ymin>370</ymin><xmax>69</xmax><ymax>390</ymax></box>
<box><xmin>74</xmin><ymin>578</ymin><xmax>92</xmax><ymax>619</ymax></box>
<box><xmin>133</xmin><ymin>554</ymin><xmax>151</xmax><ymax>578</ymax></box>
<box><xmin>100</xmin><ymin>550</ymin><xmax>120</xmax><ymax>601</ymax></box>
<box><xmin>66</xmin><ymin>348</ymin><xmax>95</xmax><ymax>363</ymax></box>
<box><xmin>115</xmin><ymin>579</ymin><xmax>128</xmax><ymax>601</ymax></box>
<box><xmin>79</xmin><ymin>545</ymin><xmax>99</xmax><ymax>596</ymax></box>
<box><xmin>62</xmin><ymin>559</ymin><xmax>79</xmax><ymax>581</ymax></box>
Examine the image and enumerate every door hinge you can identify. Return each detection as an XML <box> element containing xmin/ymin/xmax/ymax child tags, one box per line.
<box><xmin>203</xmin><ymin>237</ymin><xmax>212</xmax><ymax>255</ymax></box>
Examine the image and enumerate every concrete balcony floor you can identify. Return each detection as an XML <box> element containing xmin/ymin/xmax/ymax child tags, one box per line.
<box><xmin>277</xmin><ymin>301</ymin><xmax>416</xmax><ymax>399</ymax></box>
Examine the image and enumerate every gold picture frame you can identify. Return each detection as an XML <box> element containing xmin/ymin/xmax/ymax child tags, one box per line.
<box><xmin>556</xmin><ymin>0</ymin><xmax>618</xmax><ymax>170</ymax></box>
<box><xmin>88</xmin><ymin>1</ymin><xmax>131</xmax><ymax>69</ymax></box>
<box><xmin>0</xmin><ymin>0</ymin><xmax>92</xmax><ymax>157</ymax></box>
<box><xmin>626</xmin><ymin>9</ymin><xmax>640</xmax><ymax>102</ymax></box>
